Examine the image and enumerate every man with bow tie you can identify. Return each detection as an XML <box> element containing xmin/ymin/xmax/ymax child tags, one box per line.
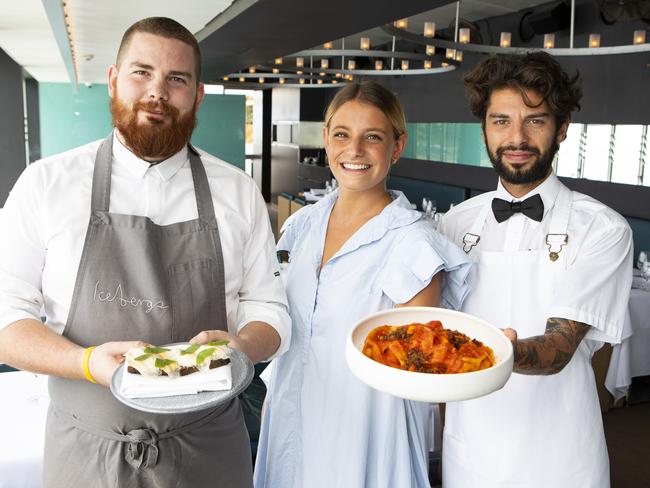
<box><xmin>438</xmin><ymin>52</ymin><xmax>633</xmax><ymax>488</ymax></box>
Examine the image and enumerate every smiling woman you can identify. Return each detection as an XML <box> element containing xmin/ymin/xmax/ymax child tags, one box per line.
<box><xmin>254</xmin><ymin>82</ymin><xmax>472</xmax><ymax>488</ymax></box>
<box><xmin>324</xmin><ymin>99</ymin><xmax>406</xmax><ymax>197</ymax></box>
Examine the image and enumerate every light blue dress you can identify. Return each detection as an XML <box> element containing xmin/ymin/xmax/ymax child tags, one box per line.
<box><xmin>254</xmin><ymin>190</ymin><xmax>471</xmax><ymax>488</ymax></box>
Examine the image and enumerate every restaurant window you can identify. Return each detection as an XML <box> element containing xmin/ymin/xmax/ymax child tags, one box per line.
<box><xmin>556</xmin><ymin>123</ymin><xmax>583</xmax><ymax>179</ymax></box>
<box><xmin>402</xmin><ymin>121</ymin><xmax>650</xmax><ymax>188</ymax></box>
<box><xmin>582</xmin><ymin>125</ymin><xmax>613</xmax><ymax>182</ymax></box>
<box><xmin>610</xmin><ymin>125</ymin><xmax>645</xmax><ymax>186</ymax></box>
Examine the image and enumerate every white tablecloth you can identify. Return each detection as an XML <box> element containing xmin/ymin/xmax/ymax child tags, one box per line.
<box><xmin>0</xmin><ymin>372</ymin><xmax>49</xmax><ymax>488</ymax></box>
<box><xmin>605</xmin><ymin>288</ymin><xmax>650</xmax><ymax>401</ymax></box>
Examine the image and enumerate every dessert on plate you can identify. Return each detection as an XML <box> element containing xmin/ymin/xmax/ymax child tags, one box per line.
<box><xmin>125</xmin><ymin>341</ymin><xmax>231</xmax><ymax>378</ymax></box>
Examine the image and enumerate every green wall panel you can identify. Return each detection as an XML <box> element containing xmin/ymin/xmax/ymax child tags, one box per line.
<box><xmin>39</xmin><ymin>83</ymin><xmax>112</xmax><ymax>157</ymax></box>
<box><xmin>192</xmin><ymin>94</ymin><xmax>245</xmax><ymax>169</ymax></box>
<box><xmin>38</xmin><ymin>83</ymin><xmax>245</xmax><ymax>169</ymax></box>
<box><xmin>403</xmin><ymin>122</ymin><xmax>490</xmax><ymax>167</ymax></box>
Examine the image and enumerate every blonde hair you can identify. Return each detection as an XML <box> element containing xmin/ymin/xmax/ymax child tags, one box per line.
<box><xmin>324</xmin><ymin>81</ymin><xmax>407</xmax><ymax>139</ymax></box>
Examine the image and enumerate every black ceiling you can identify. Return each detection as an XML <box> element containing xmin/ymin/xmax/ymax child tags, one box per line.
<box><xmin>196</xmin><ymin>0</ymin><xmax>450</xmax><ymax>81</ymax></box>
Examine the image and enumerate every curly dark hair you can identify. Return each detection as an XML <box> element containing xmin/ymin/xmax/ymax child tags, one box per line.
<box><xmin>463</xmin><ymin>52</ymin><xmax>582</xmax><ymax>128</ymax></box>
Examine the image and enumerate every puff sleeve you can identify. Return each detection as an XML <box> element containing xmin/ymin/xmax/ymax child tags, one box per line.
<box><xmin>381</xmin><ymin>225</ymin><xmax>471</xmax><ymax>310</ymax></box>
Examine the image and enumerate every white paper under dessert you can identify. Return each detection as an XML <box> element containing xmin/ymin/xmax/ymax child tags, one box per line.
<box><xmin>120</xmin><ymin>360</ymin><xmax>232</xmax><ymax>399</ymax></box>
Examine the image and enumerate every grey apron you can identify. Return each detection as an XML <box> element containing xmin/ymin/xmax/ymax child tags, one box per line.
<box><xmin>44</xmin><ymin>133</ymin><xmax>253</xmax><ymax>488</ymax></box>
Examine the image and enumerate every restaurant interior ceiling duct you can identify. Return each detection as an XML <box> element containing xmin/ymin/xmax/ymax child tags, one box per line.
<box><xmin>519</xmin><ymin>1</ymin><xmax>571</xmax><ymax>42</ymax></box>
<box><xmin>599</xmin><ymin>0</ymin><xmax>650</xmax><ymax>23</ymax></box>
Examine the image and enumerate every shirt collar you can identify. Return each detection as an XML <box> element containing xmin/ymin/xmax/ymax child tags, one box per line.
<box><xmin>495</xmin><ymin>172</ymin><xmax>562</xmax><ymax>219</ymax></box>
<box><xmin>111</xmin><ymin>130</ymin><xmax>189</xmax><ymax>181</ymax></box>
<box><xmin>318</xmin><ymin>189</ymin><xmax>421</xmax><ymax>228</ymax></box>
<box><xmin>313</xmin><ymin>189</ymin><xmax>422</xmax><ymax>261</ymax></box>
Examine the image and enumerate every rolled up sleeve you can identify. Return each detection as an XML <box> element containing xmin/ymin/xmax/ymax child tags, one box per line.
<box><xmin>549</xmin><ymin>221</ymin><xmax>633</xmax><ymax>344</ymax></box>
<box><xmin>235</xmin><ymin>186</ymin><xmax>291</xmax><ymax>360</ymax></box>
<box><xmin>0</xmin><ymin>166</ymin><xmax>46</xmax><ymax>330</ymax></box>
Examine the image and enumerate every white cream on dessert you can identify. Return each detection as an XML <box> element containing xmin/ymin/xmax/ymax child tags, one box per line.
<box><xmin>169</xmin><ymin>348</ymin><xmax>197</xmax><ymax>368</ymax></box>
<box><xmin>125</xmin><ymin>347</ymin><xmax>162</xmax><ymax>377</ymax></box>
<box><xmin>125</xmin><ymin>344</ymin><xmax>230</xmax><ymax>377</ymax></box>
<box><xmin>195</xmin><ymin>344</ymin><xmax>230</xmax><ymax>372</ymax></box>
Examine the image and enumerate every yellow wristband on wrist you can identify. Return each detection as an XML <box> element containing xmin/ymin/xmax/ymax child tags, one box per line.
<box><xmin>82</xmin><ymin>346</ymin><xmax>97</xmax><ymax>384</ymax></box>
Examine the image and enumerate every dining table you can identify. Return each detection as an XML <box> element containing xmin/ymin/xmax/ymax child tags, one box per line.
<box><xmin>604</xmin><ymin>283</ymin><xmax>650</xmax><ymax>402</ymax></box>
<box><xmin>0</xmin><ymin>371</ymin><xmax>48</xmax><ymax>488</ymax></box>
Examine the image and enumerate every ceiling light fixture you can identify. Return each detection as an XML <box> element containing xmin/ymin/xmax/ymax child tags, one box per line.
<box><xmin>394</xmin><ymin>18</ymin><xmax>408</xmax><ymax>29</ymax></box>
<box><xmin>589</xmin><ymin>33</ymin><xmax>601</xmax><ymax>48</ymax></box>
<box><xmin>544</xmin><ymin>34</ymin><xmax>555</xmax><ymax>49</ymax></box>
<box><xmin>634</xmin><ymin>30</ymin><xmax>646</xmax><ymax>45</ymax></box>
<box><xmin>500</xmin><ymin>32</ymin><xmax>512</xmax><ymax>48</ymax></box>
<box><xmin>380</xmin><ymin>0</ymin><xmax>650</xmax><ymax>57</ymax></box>
<box><xmin>219</xmin><ymin>14</ymin><xmax>460</xmax><ymax>87</ymax></box>
<box><xmin>634</xmin><ymin>30</ymin><xmax>645</xmax><ymax>44</ymax></box>
<box><xmin>424</xmin><ymin>22</ymin><xmax>435</xmax><ymax>38</ymax></box>
<box><xmin>459</xmin><ymin>28</ymin><xmax>470</xmax><ymax>44</ymax></box>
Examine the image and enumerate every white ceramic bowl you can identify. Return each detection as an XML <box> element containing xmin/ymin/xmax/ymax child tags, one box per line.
<box><xmin>346</xmin><ymin>307</ymin><xmax>513</xmax><ymax>403</ymax></box>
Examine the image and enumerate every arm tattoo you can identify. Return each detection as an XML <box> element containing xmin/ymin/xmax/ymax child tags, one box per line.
<box><xmin>513</xmin><ymin>317</ymin><xmax>590</xmax><ymax>375</ymax></box>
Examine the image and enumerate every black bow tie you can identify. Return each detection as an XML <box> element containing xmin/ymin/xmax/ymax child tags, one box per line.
<box><xmin>492</xmin><ymin>194</ymin><xmax>544</xmax><ymax>223</ymax></box>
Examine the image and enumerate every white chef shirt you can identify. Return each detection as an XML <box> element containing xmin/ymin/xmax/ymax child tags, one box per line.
<box><xmin>439</xmin><ymin>172</ymin><xmax>633</xmax><ymax>344</ymax></box>
<box><xmin>0</xmin><ymin>133</ymin><xmax>291</xmax><ymax>358</ymax></box>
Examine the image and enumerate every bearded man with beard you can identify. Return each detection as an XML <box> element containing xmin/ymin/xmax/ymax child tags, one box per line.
<box><xmin>0</xmin><ymin>17</ymin><xmax>290</xmax><ymax>488</ymax></box>
<box><xmin>438</xmin><ymin>52</ymin><xmax>633</xmax><ymax>488</ymax></box>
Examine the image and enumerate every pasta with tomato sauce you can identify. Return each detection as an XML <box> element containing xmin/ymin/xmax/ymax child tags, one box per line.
<box><xmin>362</xmin><ymin>320</ymin><xmax>495</xmax><ymax>374</ymax></box>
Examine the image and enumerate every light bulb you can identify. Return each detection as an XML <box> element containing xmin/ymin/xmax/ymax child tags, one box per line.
<box><xmin>424</xmin><ymin>22</ymin><xmax>435</xmax><ymax>38</ymax></box>
<box><xmin>500</xmin><ymin>32</ymin><xmax>511</xmax><ymax>48</ymax></box>
<box><xmin>544</xmin><ymin>34</ymin><xmax>555</xmax><ymax>49</ymax></box>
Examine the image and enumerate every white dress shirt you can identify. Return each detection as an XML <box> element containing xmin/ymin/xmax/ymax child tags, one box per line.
<box><xmin>439</xmin><ymin>172</ymin><xmax>633</xmax><ymax>344</ymax></box>
<box><xmin>0</xmin><ymin>134</ymin><xmax>290</xmax><ymax>358</ymax></box>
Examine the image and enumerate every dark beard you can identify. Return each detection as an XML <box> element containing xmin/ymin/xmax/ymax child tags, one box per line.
<box><xmin>488</xmin><ymin>138</ymin><xmax>559</xmax><ymax>185</ymax></box>
<box><xmin>110</xmin><ymin>95</ymin><xmax>196</xmax><ymax>161</ymax></box>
